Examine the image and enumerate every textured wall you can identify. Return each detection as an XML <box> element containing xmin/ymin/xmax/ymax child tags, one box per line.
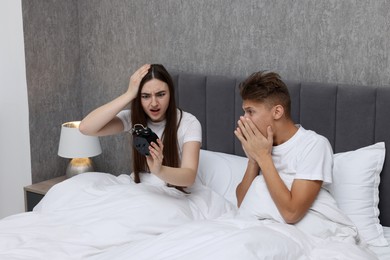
<box><xmin>23</xmin><ymin>0</ymin><xmax>81</xmax><ymax>182</ymax></box>
<box><xmin>79</xmin><ymin>0</ymin><xmax>390</xmax><ymax>175</ymax></box>
<box><xmin>23</xmin><ymin>0</ymin><xmax>390</xmax><ymax>180</ymax></box>
<box><xmin>79</xmin><ymin>0</ymin><xmax>390</xmax><ymax>86</ymax></box>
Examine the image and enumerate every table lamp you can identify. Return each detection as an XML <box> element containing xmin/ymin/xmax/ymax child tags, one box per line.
<box><xmin>58</xmin><ymin>121</ymin><xmax>102</xmax><ymax>178</ymax></box>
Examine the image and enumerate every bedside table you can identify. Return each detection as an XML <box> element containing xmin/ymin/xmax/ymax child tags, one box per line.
<box><xmin>24</xmin><ymin>175</ymin><xmax>67</xmax><ymax>211</ymax></box>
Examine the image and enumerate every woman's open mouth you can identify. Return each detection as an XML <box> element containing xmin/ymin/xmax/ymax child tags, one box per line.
<box><xmin>149</xmin><ymin>108</ymin><xmax>160</xmax><ymax>116</ymax></box>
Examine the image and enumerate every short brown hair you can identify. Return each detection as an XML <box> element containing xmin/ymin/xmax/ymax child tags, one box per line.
<box><xmin>239</xmin><ymin>71</ymin><xmax>291</xmax><ymax>118</ymax></box>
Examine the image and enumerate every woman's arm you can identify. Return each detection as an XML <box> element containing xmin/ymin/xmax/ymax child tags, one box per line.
<box><xmin>148</xmin><ymin>141</ymin><xmax>201</xmax><ymax>187</ymax></box>
<box><xmin>79</xmin><ymin>93</ymin><xmax>131</xmax><ymax>136</ymax></box>
<box><xmin>79</xmin><ymin>64</ymin><xmax>150</xmax><ymax>136</ymax></box>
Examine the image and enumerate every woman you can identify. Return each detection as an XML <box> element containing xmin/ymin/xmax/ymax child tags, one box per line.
<box><xmin>79</xmin><ymin>64</ymin><xmax>202</xmax><ymax>190</ymax></box>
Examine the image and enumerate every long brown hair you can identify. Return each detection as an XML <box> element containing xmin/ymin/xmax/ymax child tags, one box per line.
<box><xmin>131</xmin><ymin>64</ymin><xmax>185</xmax><ymax>191</ymax></box>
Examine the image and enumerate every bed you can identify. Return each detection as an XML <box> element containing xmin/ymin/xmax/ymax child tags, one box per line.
<box><xmin>1</xmin><ymin>71</ymin><xmax>390</xmax><ymax>259</ymax></box>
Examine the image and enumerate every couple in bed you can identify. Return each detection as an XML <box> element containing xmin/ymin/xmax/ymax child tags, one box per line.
<box><xmin>80</xmin><ymin>63</ymin><xmax>332</xmax><ymax>225</ymax></box>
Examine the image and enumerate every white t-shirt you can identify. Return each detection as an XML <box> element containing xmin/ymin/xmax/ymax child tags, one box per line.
<box><xmin>116</xmin><ymin>109</ymin><xmax>202</xmax><ymax>156</ymax></box>
<box><xmin>270</xmin><ymin>125</ymin><xmax>333</xmax><ymax>184</ymax></box>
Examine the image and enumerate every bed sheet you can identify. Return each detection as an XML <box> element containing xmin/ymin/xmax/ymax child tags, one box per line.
<box><xmin>0</xmin><ymin>172</ymin><xmax>234</xmax><ymax>259</ymax></box>
<box><xmin>90</xmin><ymin>214</ymin><xmax>378</xmax><ymax>260</ymax></box>
<box><xmin>369</xmin><ymin>226</ymin><xmax>390</xmax><ymax>260</ymax></box>
<box><xmin>0</xmin><ymin>172</ymin><xmax>379</xmax><ymax>260</ymax></box>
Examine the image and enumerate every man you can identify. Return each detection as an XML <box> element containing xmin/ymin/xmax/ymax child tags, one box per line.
<box><xmin>235</xmin><ymin>71</ymin><xmax>333</xmax><ymax>224</ymax></box>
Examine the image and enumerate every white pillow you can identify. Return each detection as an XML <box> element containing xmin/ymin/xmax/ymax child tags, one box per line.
<box><xmin>329</xmin><ymin>142</ymin><xmax>387</xmax><ymax>246</ymax></box>
<box><xmin>196</xmin><ymin>149</ymin><xmax>247</xmax><ymax>205</ymax></box>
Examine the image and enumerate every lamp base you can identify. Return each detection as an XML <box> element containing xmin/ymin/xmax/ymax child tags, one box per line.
<box><xmin>66</xmin><ymin>158</ymin><xmax>95</xmax><ymax>178</ymax></box>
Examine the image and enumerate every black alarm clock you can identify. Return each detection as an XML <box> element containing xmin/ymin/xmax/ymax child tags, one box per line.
<box><xmin>130</xmin><ymin>124</ymin><xmax>159</xmax><ymax>156</ymax></box>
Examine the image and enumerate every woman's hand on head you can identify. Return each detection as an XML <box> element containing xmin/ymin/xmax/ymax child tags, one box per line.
<box><xmin>127</xmin><ymin>64</ymin><xmax>151</xmax><ymax>99</ymax></box>
<box><xmin>146</xmin><ymin>139</ymin><xmax>164</xmax><ymax>175</ymax></box>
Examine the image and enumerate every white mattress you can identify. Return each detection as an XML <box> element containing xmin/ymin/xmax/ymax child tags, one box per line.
<box><xmin>369</xmin><ymin>226</ymin><xmax>390</xmax><ymax>259</ymax></box>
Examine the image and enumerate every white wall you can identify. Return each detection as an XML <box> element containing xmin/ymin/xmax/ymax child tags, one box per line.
<box><xmin>0</xmin><ymin>0</ymin><xmax>32</xmax><ymax>218</ymax></box>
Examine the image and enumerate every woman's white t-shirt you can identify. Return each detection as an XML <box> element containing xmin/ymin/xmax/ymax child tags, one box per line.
<box><xmin>116</xmin><ymin>109</ymin><xmax>202</xmax><ymax>156</ymax></box>
<box><xmin>271</xmin><ymin>125</ymin><xmax>333</xmax><ymax>184</ymax></box>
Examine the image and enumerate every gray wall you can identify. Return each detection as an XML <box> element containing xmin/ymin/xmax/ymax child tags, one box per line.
<box><xmin>23</xmin><ymin>0</ymin><xmax>81</xmax><ymax>182</ymax></box>
<box><xmin>23</xmin><ymin>0</ymin><xmax>390</xmax><ymax>182</ymax></box>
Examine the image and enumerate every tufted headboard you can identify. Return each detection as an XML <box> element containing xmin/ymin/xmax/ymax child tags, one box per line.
<box><xmin>170</xmin><ymin>71</ymin><xmax>390</xmax><ymax>227</ymax></box>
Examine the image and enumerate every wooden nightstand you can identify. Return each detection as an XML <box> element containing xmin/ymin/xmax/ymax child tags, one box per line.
<box><xmin>24</xmin><ymin>175</ymin><xmax>67</xmax><ymax>211</ymax></box>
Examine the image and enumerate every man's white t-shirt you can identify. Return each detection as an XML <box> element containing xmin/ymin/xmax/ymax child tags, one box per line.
<box><xmin>116</xmin><ymin>109</ymin><xmax>202</xmax><ymax>157</ymax></box>
<box><xmin>271</xmin><ymin>125</ymin><xmax>333</xmax><ymax>185</ymax></box>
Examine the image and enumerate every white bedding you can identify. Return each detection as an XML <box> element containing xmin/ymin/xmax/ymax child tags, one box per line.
<box><xmin>0</xmin><ymin>172</ymin><xmax>233</xmax><ymax>259</ymax></box>
<box><xmin>369</xmin><ymin>227</ymin><xmax>390</xmax><ymax>260</ymax></box>
<box><xmin>0</xmin><ymin>172</ymin><xmax>378</xmax><ymax>259</ymax></box>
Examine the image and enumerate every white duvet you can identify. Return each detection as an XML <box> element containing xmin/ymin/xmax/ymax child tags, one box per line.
<box><xmin>0</xmin><ymin>172</ymin><xmax>377</xmax><ymax>260</ymax></box>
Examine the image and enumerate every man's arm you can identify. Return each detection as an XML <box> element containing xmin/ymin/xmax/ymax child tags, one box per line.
<box><xmin>236</xmin><ymin>160</ymin><xmax>260</xmax><ymax>207</ymax></box>
<box><xmin>235</xmin><ymin>118</ymin><xmax>323</xmax><ymax>224</ymax></box>
<box><xmin>256</xmin><ymin>153</ymin><xmax>323</xmax><ymax>223</ymax></box>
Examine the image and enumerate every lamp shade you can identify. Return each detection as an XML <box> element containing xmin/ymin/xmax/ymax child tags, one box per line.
<box><xmin>58</xmin><ymin>121</ymin><xmax>102</xmax><ymax>158</ymax></box>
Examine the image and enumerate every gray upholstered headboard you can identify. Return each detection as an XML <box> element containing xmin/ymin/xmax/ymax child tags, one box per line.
<box><xmin>170</xmin><ymin>71</ymin><xmax>390</xmax><ymax>227</ymax></box>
